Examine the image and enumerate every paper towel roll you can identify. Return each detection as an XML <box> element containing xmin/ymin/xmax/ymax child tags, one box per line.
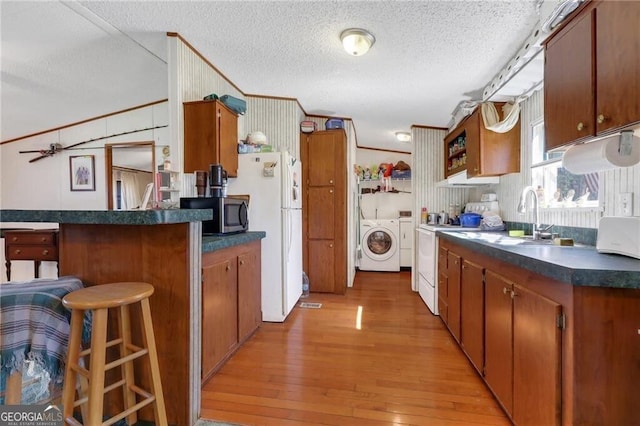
<box><xmin>562</xmin><ymin>133</ymin><xmax>640</xmax><ymax>174</ymax></box>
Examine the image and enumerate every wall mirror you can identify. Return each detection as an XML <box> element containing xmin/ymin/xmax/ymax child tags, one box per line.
<box><xmin>105</xmin><ymin>141</ymin><xmax>156</xmax><ymax>210</ymax></box>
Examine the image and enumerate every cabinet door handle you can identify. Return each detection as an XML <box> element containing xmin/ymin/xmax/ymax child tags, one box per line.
<box><xmin>577</xmin><ymin>122</ymin><xmax>585</xmax><ymax>131</ymax></box>
<box><xmin>42</xmin><ymin>249</ymin><xmax>49</xmax><ymax>255</ymax></box>
<box><xmin>240</xmin><ymin>260</ymin><xmax>245</xmax><ymax>265</ymax></box>
<box><xmin>329</xmin><ymin>189</ymin><xmax>333</xmax><ymax>193</ymax></box>
<box><xmin>329</xmin><ymin>179</ymin><xmax>334</xmax><ymax>184</ymax></box>
<box><xmin>226</xmin><ymin>263</ymin><xmax>231</xmax><ymax>271</ymax></box>
<box><xmin>41</xmin><ymin>237</ymin><xmax>47</xmax><ymax>242</ymax></box>
<box><xmin>329</xmin><ymin>243</ymin><xmax>333</xmax><ymax>248</ymax></box>
<box><xmin>14</xmin><ymin>249</ymin><xmax>21</xmax><ymax>255</ymax></box>
<box><xmin>12</xmin><ymin>237</ymin><xmax>18</xmax><ymax>242</ymax></box>
<box><xmin>597</xmin><ymin>114</ymin><xmax>607</xmax><ymax>124</ymax></box>
<box><xmin>503</xmin><ymin>287</ymin><xmax>509</xmax><ymax>295</ymax></box>
<box><xmin>511</xmin><ymin>290</ymin><xmax>518</xmax><ymax>299</ymax></box>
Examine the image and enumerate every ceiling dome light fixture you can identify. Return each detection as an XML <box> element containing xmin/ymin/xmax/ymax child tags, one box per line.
<box><xmin>395</xmin><ymin>132</ymin><xmax>411</xmax><ymax>142</ymax></box>
<box><xmin>340</xmin><ymin>28</ymin><xmax>375</xmax><ymax>56</ymax></box>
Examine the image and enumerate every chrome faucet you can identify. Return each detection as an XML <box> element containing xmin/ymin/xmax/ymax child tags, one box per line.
<box><xmin>517</xmin><ymin>186</ymin><xmax>542</xmax><ymax>240</ymax></box>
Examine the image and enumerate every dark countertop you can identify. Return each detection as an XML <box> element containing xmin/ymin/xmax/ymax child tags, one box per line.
<box><xmin>202</xmin><ymin>231</ymin><xmax>266</xmax><ymax>253</ymax></box>
<box><xmin>0</xmin><ymin>209</ymin><xmax>212</xmax><ymax>225</ymax></box>
<box><xmin>438</xmin><ymin>231</ymin><xmax>640</xmax><ymax>289</ymax></box>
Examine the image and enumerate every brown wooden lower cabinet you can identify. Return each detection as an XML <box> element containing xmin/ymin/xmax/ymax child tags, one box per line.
<box><xmin>307</xmin><ymin>239</ymin><xmax>335</xmax><ymax>293</ymax></box>
<box><xmin>484</xmin><ymin>270</ymin><xmax>562</xmax><ymax>425</ymax></box>
<box><xmin>201</xmin><ymin>240</ymin><xmax>261</xmax><ymax>383</ymax></box>
<box><xmin>446</xmin><ymin>251</ymin><xmax>461</xmax><ymax>342</ymax></box>
<box><xmin>437</xmin><ymin>245</ymin><xmax>449</xmax><ymax>323</ymax></box>
<box><xmin>484</xmin><ymin>271</ymin><xmax>514</xmax><ymax>415</ymax></box>
<box><xmin>439</xmin><ymin>236</ymin><xmax>639</xmax><ymax>425</ymax></box>
<box><xmin>460</xmin><ymin>259</ymin><xmax>484</xmax><ymax>375</ymax></box>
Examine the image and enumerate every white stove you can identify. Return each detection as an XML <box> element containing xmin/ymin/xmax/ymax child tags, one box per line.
<box><xmin>416</xmin><ymin>201</ymin><xmax>499</xmax><ymax>315</ymax></box>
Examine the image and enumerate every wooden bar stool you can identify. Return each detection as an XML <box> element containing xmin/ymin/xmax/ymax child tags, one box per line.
<box><xmin>61</xmin><ymin>282</ymin><xmax>167</xmax><ymax>426</ymax></box>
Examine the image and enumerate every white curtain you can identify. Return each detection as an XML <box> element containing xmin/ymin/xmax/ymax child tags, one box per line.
<box><xmin>120</xmin><ymin>172</ymin><xmax>141</xmax><ymax>210</ymax></box>
<box><xmin>481</xmin><ymin>101</ymin><xmax>521</xmax><ymax>133</ymax></box>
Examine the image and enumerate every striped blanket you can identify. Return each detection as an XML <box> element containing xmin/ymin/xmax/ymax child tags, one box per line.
<box><xmin>0</xmin><ymin>276</ymin><xmax>88</xmax><ymax>403</ymax></box>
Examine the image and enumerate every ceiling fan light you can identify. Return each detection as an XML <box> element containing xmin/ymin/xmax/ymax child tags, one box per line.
<box><xmin>340</xmin><ymin>28</ymin><xmax>375</xmax><ymax>56</ymax></box>
<box><xmin>395</xmin><ymin>132</ymin><xmax>411</xmax><ymax>142</ymax></box>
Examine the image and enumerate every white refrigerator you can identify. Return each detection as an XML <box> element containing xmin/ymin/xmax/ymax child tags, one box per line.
<box><xmin>227</xmin><ymin>151</ymin><xmax>303</xmax><ymax>322</ymax></box>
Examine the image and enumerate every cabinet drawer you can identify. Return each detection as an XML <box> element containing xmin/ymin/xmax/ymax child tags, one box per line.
<box><xmin>5</xmin><ymin>231</ymin><xmax>57</xmax><ymax>245</ymax></box>
<box><xmin>6</xmin><ymin>245</ymin><xmax>58</xmax><ymax>261</ymax></box>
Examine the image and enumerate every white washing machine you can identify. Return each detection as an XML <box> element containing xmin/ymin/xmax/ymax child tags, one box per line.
<box><xmin>359</xmin><ymin>219</ymin><xmax>400</xmax><ymax>272</ymax></box>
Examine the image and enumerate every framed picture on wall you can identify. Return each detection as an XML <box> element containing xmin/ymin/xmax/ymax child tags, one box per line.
<box><xmin>69</xmin><ymin>155</ymin><xmax>95</xmax><ymax>191</ymax></box>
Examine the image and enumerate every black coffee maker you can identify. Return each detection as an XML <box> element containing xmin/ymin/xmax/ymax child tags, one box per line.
<box><xmin>209</xmin><ymin>164</ymin><xmax>228</xmax><ymax>197</ymax></box>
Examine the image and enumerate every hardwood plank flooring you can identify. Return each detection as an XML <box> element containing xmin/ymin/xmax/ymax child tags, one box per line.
<box><xmin>201</xmin><ymin>270</ymin><xmax>510</xmax><ymax>425</ymax></box>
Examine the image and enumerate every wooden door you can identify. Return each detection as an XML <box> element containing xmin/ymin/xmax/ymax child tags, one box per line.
<box><xmin>484</xmin><ymin>270</ymin><xmax>514</xmax><ymax>416</ymax></box>
<box><xmin>307</xmin><ymin>240</ymin><xmax>335</xmax><ymax>293</ymax></box>
<box><xmin>460</xmin><ymin>259</ymin><xmax>484</xmax><ymax>374</ymax></box>
<box><xmin>237</xmin><ymin>246</ymin><xmax>261</xmax><ymax>342</ymax></box>
<box><xmin>218</xmin><ymin>102</ymin><xmax>239</xmax><ymax>177</ymax></box>
<box><xmin>307</xmin><ymin>187</ymin><xmax>335</xmax><ymax>239</ymax></box>
<box><xmin>306</xmin><ymin>131</ymin><xmax>338</xmax><ymax>187</ymax></box>
<box><xmin>512</xmin><ymin>284</ymin><xmax>562</xmax><ymax>426</ymax></box>
<box><xmin>201</xmin><ymin>256</ymin><xmax>238</xmax><ymax>381</ymax></box>
<box><xmin>595</xmin><ymin>1</ymin><xmax>640</xmax><ymax>134</ymax></box>
<box><xmin>447</xmin><ymin>251</ymin><xmax>461</xmax><ymax>342</ymax></box>
<box><xmin>544</xmin><ymin>9</ymin><xmax>594</xmax><ymax>150</ymax></box>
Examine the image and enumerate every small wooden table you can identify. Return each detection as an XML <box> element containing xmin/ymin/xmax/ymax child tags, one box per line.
<box><xmin>4</xmin><ymin>229</ymin><xmax>59</xmax><ymax>281</ymax></box>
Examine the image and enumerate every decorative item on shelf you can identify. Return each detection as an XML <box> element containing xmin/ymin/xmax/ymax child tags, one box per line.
<box><xmin>238</xmin><ymin>131</ymin><xmax>273</xmax><ymax>154</ymax></box>
<box><xmin>300</xmin><ymin>121</ymin><xmax>317</xmax><ymax>133</ymax></box>
<box><xmin>325</xmin><ymin>118</ymin><xmax>344</xmax><ymax>130</ymax></box>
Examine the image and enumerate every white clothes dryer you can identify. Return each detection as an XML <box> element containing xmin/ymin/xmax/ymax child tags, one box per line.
<box><xmin>359</xmin><ymin>219</ymin><xmax>400</xmax><ymax>272</ymax></box>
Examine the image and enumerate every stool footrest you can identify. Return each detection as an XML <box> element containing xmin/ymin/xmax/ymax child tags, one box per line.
<box><xmin>65</xmin><ymin>416</ymin><xmax>83</xmax><ymax>426</ymax></box>
<box><xmin>102</xmin><ymin>392</ymin><xmax>156</xmax><ymax>426</ymax></box>
<box><xmin>79</xmin><ymin>337</ymin><xmax>124</xmax><ymax>358</ymax></box>
<box><xmin>104</xmin><ymin>347</ymin><xmax>148</xmax><ymax>371</ymax></box>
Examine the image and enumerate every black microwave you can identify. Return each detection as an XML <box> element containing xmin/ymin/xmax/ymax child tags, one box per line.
<box><xmin>180</xmin><ymin>196</ymin><xmax>248</xmax><ymax>235</ymax></box>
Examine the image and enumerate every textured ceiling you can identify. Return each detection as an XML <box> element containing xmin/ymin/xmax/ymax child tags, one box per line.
<box><xmin>1</xmin><ymin>0</ymin><xmax>544</xmax><ymax>151</ymax></box>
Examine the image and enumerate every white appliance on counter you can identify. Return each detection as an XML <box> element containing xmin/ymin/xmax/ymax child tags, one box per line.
<box><xmin>227</xmin><ymin>151</ymin><xmax>302</xmax><ymax>322</ymax></box>
<box><xmin>597</xmin><ymin>216</ymin><xmax>640</xmax><ymax>259</ymax></box>
<box><xmin>416</xmin><ymin>201</ymin><xmax>499</xmax><ymax>315</ymax></box>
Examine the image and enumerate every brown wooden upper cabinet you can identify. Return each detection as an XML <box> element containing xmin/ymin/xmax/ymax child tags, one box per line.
<box><xmin>183</xmin><ymin>99</ymin><xmax>239</xmax><ymax>177</ymax></box>
<box><xmin>444</xmin><ymin>103</ymin><xmax>520</xmax><ymax>178</ymax></box>
<box><xmin>544</xmin><ymin>0</ymin><xmax>640</xmax><ymax>151</ymax></box>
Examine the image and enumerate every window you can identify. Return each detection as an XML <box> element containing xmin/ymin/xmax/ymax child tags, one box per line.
<box><xmin>530</xmin><ymin>119</ymin><xmax>600</xmax><ymax>208</ymax></box>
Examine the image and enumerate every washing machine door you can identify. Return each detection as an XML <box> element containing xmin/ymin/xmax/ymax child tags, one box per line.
<box><xmin>362</xmin><ymin>227</ymin><xmax>397</xmax><ymax>261</ymax></box>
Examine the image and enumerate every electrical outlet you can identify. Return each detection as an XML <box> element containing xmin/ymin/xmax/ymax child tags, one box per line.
<box><xmin>618</xmin><ymin>193</ymin><xmax>633</xmax><ymax>216</ymax></box>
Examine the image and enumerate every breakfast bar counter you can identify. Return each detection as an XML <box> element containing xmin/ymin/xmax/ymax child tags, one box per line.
<box><xmin>0</xmin><ymin>209</ymin><xmax>265</xmax><ymax>426</ymax></box>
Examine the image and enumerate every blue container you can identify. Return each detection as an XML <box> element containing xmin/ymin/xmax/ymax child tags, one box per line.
<box><xmin>325</xmin><ymin>118</ymin><xmax>344</xmax><ymax>130</ymax></box>
<box><xmin>460</xmin><ymin>212</ymin><xmax>482</xmax><ymax>227</ymax></box>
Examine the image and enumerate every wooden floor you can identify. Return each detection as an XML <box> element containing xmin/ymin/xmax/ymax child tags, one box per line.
<box><xmin>201</xmin><ymin>270</ymin><xmax>510</xmax><ymax>426</ymax></box>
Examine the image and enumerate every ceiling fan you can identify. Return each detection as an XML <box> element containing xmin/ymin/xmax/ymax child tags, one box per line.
<box><xmin>17</xmin><ymin>125</ymin><xmax>168</xmax><ymax>163</ymax></box>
